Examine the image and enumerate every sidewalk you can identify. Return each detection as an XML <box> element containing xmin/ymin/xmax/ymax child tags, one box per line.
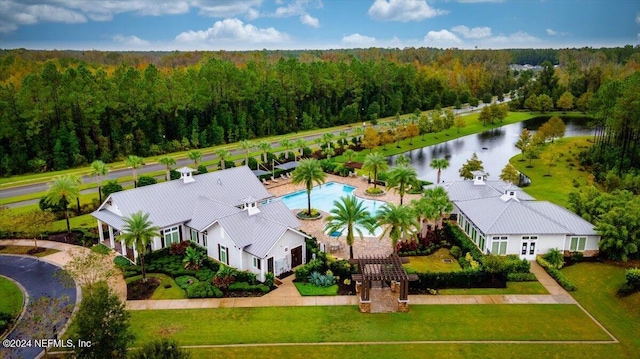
<box><xmin>0</xmin><ymin>239</ymin><xmax>128</xmax><ymax>302</ymax></box>
<box><xmin>125</xmin><ymin>260</ymin><xmax>576</xmax><ymax>310</ymax></box>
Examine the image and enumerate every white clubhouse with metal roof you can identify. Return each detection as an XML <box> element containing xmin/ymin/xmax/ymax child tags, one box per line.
<box><xmin>442</xmin><ymin>172</ymin><xmax>600</xmax><ymax>260</ymax></box>
<box><xmin>92</xmin><ymin>166</ymin><xmax>308</xmax><ymax>282</ymax></box>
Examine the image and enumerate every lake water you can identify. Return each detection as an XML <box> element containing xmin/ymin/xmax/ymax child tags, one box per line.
<box><xmin>388</xmin><ymin>116</ymin><xmax>594</xmax><ymax>184</ymax></box>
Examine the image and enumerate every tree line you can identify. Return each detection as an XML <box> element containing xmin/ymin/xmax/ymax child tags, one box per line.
<box><xmin>1</xmin><ymin>46</ymin><xmax>638</xmax><ymax>177</ymax></box>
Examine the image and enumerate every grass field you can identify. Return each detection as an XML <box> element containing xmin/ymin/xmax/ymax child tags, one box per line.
<box><xmin>438</xmin><ymin>281</ymin><xmax>548</xmax><ymax>295</ymax></box>
<box><xmin>510</xmin><ymin>136</ymin><xmax>595</xmax><ymax>207</ymax></box>
<box><xmin>0</xmin><ymin>245</ymin><xmax>59</xmax><ymax>257</ymax></box>
<box><xmin>0</xmin><ymin>276</ymin><xmax>23</xmax><ymax>316</ymax></box>
<box><xmin>403</xmin><ymin>248</ymin><xmax>462</xmax><ymax>272</ymax></box>
<box><xmin>294</xmin><ymin>282</ymin><xmax>338</xmax><ymax>296</ymax></box>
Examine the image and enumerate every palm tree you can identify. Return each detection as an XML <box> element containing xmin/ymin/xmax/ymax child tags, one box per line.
<box><xmin>258</xmin><ymin>141</ymin><xmax>271</xmax><ymax>163</ymax></box>
<box><xmin>324</xmin><ymin>196</ymin><xmax>377</xmax><ymax>259</ymax></box>
<box><xmin>410</xmin><ymin>197</ymin><xmax>438</xmax><ymax>238</ymax></box>
<box><xmin>90</xmin><ymin>160</ymin><xmax>108</xmax><ymax>204</ymax></box>
<box><xmin>215</xmin><ymin>149</ymin><xmax>232</xmax><ymax>170</ymax></box>
<box><xmin>295</xmin><ymin>138</ymin><xmax>307</xmax><ymax>158</ymax></box>
<box><xmin>187</xmin><ymin>150</ymin><xmax>202</xmax><ymax>169</ymax></box>
<box><xmin>158</xmin><ymin>156</ymin><xmax>175</xmax><ymax>181</ymax></box>
<box><xmin>338</xmin><ymin>131</ymin><xmax>349</xmax><ymax>150</ymax></box>
<box><xmin>321</xmin><ymin>132</ymin><xmax>335</xmax><ymax>149</ymax></box>
<box><xmin>322</xmin><ymin>146</ymin><xmax>335</xmax><ymax>160</ymax></box>
<box><xmin>125</xmin><ymin>155</ymin><xmax>144</xmax><ymax>188</ymax></box>
<box><xmin>430</xmin><ymin>158</ymin><xmax>450</xmax><ymax>184</ymax></box>
<box><xmin>352</xmin><ymin>127</ymin><xmax>365</xmax><ymax>145</ymax></box>
<box><xmin>362</xmin><ymin>152</ymin><xmax>389</xmax><ymax>190</ymax></box>
<box><xmin>395</xmin><ymin>154</ymin><xmax>411</xmax><ymax>167</ymax></box>
<box><xmin>279</xmin><ymin>138</ymin><xmax>292</xmax><ymax>160</ymax></box>
<box><xmin>376</xmin><ymin>203</ymin><xmax>419</xmax><ymax>253</ymax></box>
<box><xmin>291</xmin><ymin>159</ymin><xmax>327</xmax><ymax>216</ymax></box>
<box><xmin>238</xmin><ymin>140</ymin><xmax>254</xmax><ymax>166</ymax></box>
<box><xmin>387</xmin><ymin>165</ymin><xmax>418</xmax><ymax>205</ymax></box>
<box><xmin>120</xmin><ymin>211</ymin><xmax>159</xmax><ymax>282</ymax></box>
<box><xmin>344</xmin><ymin>149</ymin><xmax>356</xmax><ymax>163</ymax></box>
<box><xmin>45</xmin><ymin>175</ymin><xmax>80</xmax><ymax>233</ymax></box>
<box><xmin>70</xmin><ymin>174</ymin><xmax>83</xmax><ymax>215</ymax></box>
<box><xmin>423</xmin><ymin>186</ymin><xmax>453</xmax><ymax>228</ymax></box>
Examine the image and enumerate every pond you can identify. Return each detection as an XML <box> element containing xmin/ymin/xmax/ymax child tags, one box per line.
<box><xmin>388</xmin><ymin>116</ymin><xmax>594</xmax><ymax>184</ymax></box>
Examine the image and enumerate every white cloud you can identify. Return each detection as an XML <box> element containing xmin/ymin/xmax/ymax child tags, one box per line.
<box><xmin>483</xmin><ymin>31</ymin><xmax>541</xmax><ymax>47</ymax></box>
<box><xmin>174</xmin><ymin>18</ymin><xmax>289</xmax><ymax>45</ymax></box>
<box><xmin>451</xmin><ymin>25</ymin><xmax>491</xmax><ymax>39</ymax></box>
<box><xmin>455</xmin><ymin>0</ymin><xmax>505</xmax><ymax>3</ymax></box>
<box><xmin>368</xmin><ymin>0</ymin><xmax>447</xmax><ymax>22</ymax></box>
<box><xmin>546</xmin><ymin>28</ymin><xmax>557</xmax><ymax>36</ymax></box>
<box><xmin>300</xmin><ymin>14</ymin><xmax>320</xmax><ymax>28</ymax></box>
<box><xmin>113</xmin><ymin>34</ymin><xmax>149</xmax><ymax>46</ymax></box>
<box><xmin>341</xmin><ymin>33</ymin><xmax>377</xmax><ymax>47</ymax></box>
<box><xmin>424</xmin><ymin>29</ymin><xmax>461</xmax><ymax>47</ymax></box>
<box><xmin>636</xmin><ymin>12</ymin><xmax>640</xmax><ymax>25</ymax></box>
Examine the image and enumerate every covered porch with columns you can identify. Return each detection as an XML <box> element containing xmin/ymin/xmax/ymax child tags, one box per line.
<box><xmin>96</xmin><ymin>218</ymin><xmax>135</xmax><ymax>262</ymax></box>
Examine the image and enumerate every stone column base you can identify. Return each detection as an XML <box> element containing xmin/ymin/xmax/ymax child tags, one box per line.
<box><xmin>398</xmin><ymin>299</ymin><xmax>409</xmax><ymax>313</ymax></box>
<box><xmin>359</xmin><ymin>300</ymin><xmax>371</xmax><ymax>313</ymax></box>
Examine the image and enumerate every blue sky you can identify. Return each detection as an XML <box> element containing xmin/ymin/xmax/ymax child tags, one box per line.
<box><xmin>0</xmin><ymin>0</ymin><xmax>638</xmax><ymax>51</ymax></box>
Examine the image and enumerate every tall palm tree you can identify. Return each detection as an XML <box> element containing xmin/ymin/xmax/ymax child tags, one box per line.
<box><xmin>279</xmin><ymin>138</ymin><xmax>292</xmax><ymax>160</ymax></box>
<box><xmin>324</xmin><ymin>196</ymin><xmax>377</xmax><ymax>259</ymax></box>
<box><xmin>410</xmin><ymin>197</ymin><xmax>438</xmax><ymax>238</ymax></box>
<box><xmin>322</xmin><ymin>146</ymin><xmax>335</xmax><ymax>160</ymax></box>
<box><xmin>90</xmin><ymin>160</ymin><xmax>108</xmax><ymax>204</ymax></box>
<box><xmin>321</xmin><ymin>132</ymin><xmax>335</xmax><ymax>149</ymax></box>
<box><xmin>362</xmin><ymin>152</ymin><xmax>389</xmax><ymax>190</ymax></box>
<box><xmin>376</xmin><ymin>203</ymin><xmax>419</xmax><ymax>253</ymax></box>
<box><xmin>343</xmin><ymin>149</ymin><xmax>356</xmax><ymax>163</ymax></box>
<box><xmin>188</xmin><ymin>150</ymin><xmax>202</xmax><ymax>169</ymax></box>
<box><xmin>125</xmin><ymin>155</ymin><xmax>144</xmax><ymax>188</ymax></box>
<box><xmin>338</xmin><ymin>131</ymin><xmax>349</xmax><ymax>150</ymax></box>
<box><xmin>120</xmin><ymin>211</ymin><xmax>160</xmax><ymax>282</ymax></box>
<box><xmin>45</xmin><ymin>175</ymin><xmax>80</xmax><ymax>233</ymax></box>
<box><xmin>295</xmin><ymin>138</ymin><xmax>307</xmax><ymax>158</ymax></box>
<box><xmin>215</xmin><ymin>149</ymin><xmax>232</xmax><ymax>170</ymax></box>
<box><xmin>158</xmin><ymin>156</ymin><xmax>175</xmax><ymax>181</ymax></box>
<box><xmin>387</xmin><ymin>165</ymin><xmax>418</xmax><ymax>205</ymax></box>
<box><xmin>258</xmin><ymin>141</ymin><xmax>271</xmax><ymax>163</ymax></box>
<box><xmin>423</xmin><ymin>186</ymin><xmax>453</xmax><ymax>228</ymax></box>
<box><xmin>70</xmin><ymin>174</ymin><xmax>83</xmax><ymax>215</ymax></box>
<box><xmin>291</xmin><ymin>159</ymin><xmax>327</xmax><ymax>216</ymax></box>
<box><xmin>430</xmin><ymin>158</ymin><xmax>450</xmax><ymax>184</ymax></box>
<box><xmin>352</xmin><ymin>127</ymin><xmax>365</xmax><ymax>146</ymax></box>
<box><xmin>238</xmin><ymin>140</ymin><xmax>254</xmax><ymax>166</ymax></box>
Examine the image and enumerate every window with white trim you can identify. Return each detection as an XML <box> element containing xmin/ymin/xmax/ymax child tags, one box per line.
<box><xmin>190</xmin><ymin>228</ymin><xmax>198</xmax><ymax>243</ymax></box>
<box><xmin>162</xmin><ymin>226</ymin><xmax>179</xmax><ymax>247</ymax></box>
<box><xmin>220</xmin><ymin>245</ymin><xmax>228</xmax><ymax>265</ymax></box>
<box><xmin>491</xmin><ymin>236</ymin><xmax>508</xmax><ymax>255</ymax></box>
<box><xmin>570</xmin><ymin>237</ymin><xmax>586</xmax><ymax>252</ymax></box>
<box><xmin>253</xmin><ymin>257</ymin><xmax>261</xmax><ymax>270</ymax></box>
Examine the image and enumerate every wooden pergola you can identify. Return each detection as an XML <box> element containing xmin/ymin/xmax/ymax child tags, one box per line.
<box><xmin>350</xmin><ymin>254</ymin><xmax>418</xmax><ymax>313</ymax></box>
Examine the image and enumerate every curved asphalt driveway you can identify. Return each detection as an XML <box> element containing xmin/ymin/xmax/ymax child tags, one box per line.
<box><xmin>0</xmin><ymin>255</ymin><xmax>77</xmax><ymax>359</ymax></box>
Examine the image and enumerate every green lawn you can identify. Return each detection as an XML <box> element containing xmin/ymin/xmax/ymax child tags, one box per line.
<box><xmin>0</xmin><ymin>245</ymin><xmax>59</xmax><ymax>257</ymax></box>
<box><xmin>403</xmin><ymin>248</ymin><xmax>462</xmax><ymax>272</ymax></box>
<box><xmin>126</xmin><ymin>273</ymin><xmax>186</xmax><ymax>300</ymax></box>
<box><xmin>129</xmin><ymin>304</ymin><xmax>608</xmax><ymax>346</ymax></box>
<box><xmin>438</xmin><ymin>281</ymin><xmax>548</xmax><ymax>295</ymax></box>
<box><xmin>510</xmin><ymin>136</ymin><xmax>595</xmax><ymax>207</ymax></box>
<box><xmin>0</xmin><ymin>276</ymin><xmax>23</xmax><ymax>315</ymax></box>
<box><xmin>294</xmin><ymin>282</ymin><xmax>338</xmax><ymax>296</ymax></box>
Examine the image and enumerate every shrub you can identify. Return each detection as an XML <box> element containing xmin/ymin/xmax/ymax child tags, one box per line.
<box><xmin>503</xmin><ymin>255</ymin><xmax>531</xmax><ymax>274</ymax></box>
<box><xmin>410</xmin><ymin>270</ymin><xmax>506</xmax><ymax>290</ymax></box>
<box><xmin>542</xmin><ymin>248</ymin><xmax>564</xmax><ymax>269</ymax></box>
<box><xmin>264</xmin><ymin>272</ymin><xmax>275</xmax><ymax>287</ymax></box>
<box><xmin>625</xmin><ymin>268</ymin><xmax>640</xmax><ymax>289</ymax></box>
<box><xmin>213</xmin><ymin>266</ymin><xmax>237</xmax><ymax>289</ymax></box>
<box><xmin>186</xmin><ymin>282</ymin><xmax>223</xmax><ymax>298</ymax></box>
<box><xmin>228</xmin><ymin>282</ymin><xmax>270</xmax><ymax>293</ymax></box>
<box><xmin>365</xmin><ymin>187</ymin><xmax>384</xmax><ymax>195</ymax></box>
<box><xmin>309</xmin><ymin>271</ymin><xmax>336</xmax><ymax>287</ymax></box>
<box><xmin>195</xmin><ymin>268</ymin><xmax>216</xmax><ymax>283</ymax></box>
<box><xmin>170</xmin><ymin>241</ymin><xmax>190</xmax><ymax>256</ymax></box>
<box><xmin>294</xmin><ymin>259</ymin><xmax>325</xmax><ymax>282</ymax></box>
<box><xmin>570</xmin><ymin>251</ymin><xmax>584</xmax><ymax>264</ymax></box>
<box><xmin>175</xmin><ymin>276</ymin><xmax>199</xmax><ymax>290</ymax></box>
<box><xmin>507</xmin><ymin>272</ymin><xmax>537</xmax><ymax>282</ymax></box>
<box><xmin>444</xmin><ymin>222</ymin><xmax>483</xmax><ymax>263</ymax></box>
<box><xmin>0</xmin><ymin>312</ymin><xmax>14</xmax><ymax>333</ymax></box>
<box><xmin>236</xmin><ymin>271</ymin><xmax>257</xmax><ymax>285</ymax></box>
<box><xmin>327</xmin><ymin>259</ymin><xmax>352</xmax><ymax>279</ymax></box>
<box><xmin>197</xmin><ymin>165</ymin><xmax>208</xmax><ymax>174</ymax></box>
<box><xmin>450</xmin><ymin>246</ymin><xmax>462</xmax><ymax>259</ymax></box>
<box><xmin>137</xmin><ymin>176</ymin><xmax>157</xmax><ymax>187</ymax></box>
<box><xmin>536</xmin><ymin>256</ymin><xmax>576</xmax><ymax>291</ymax></box>
<box><xmin>114</xmin><ymin>255</ymin><xmax>133</xmax><ymax>269</ymax></box>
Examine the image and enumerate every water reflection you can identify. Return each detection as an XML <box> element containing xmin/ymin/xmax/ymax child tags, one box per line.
<box><xmin>389</xmin><ymin>117</ymin><xmax>593</xmax><ymax>184</ymax></box>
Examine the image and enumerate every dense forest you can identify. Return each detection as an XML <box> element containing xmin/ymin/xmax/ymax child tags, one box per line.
<box><xmin>1</xmin><ymin>46</ymin><xmax>639</xmax><ymax>177</ymax></box>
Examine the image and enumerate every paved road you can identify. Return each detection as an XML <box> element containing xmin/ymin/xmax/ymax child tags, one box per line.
<box><xmin>0</xmin><ymin>255</ymin><xmax>77</xmax><ymax>359</ymax></box>
<box><xmin>1</xmin><ymin>100</ymin><xmax>509</xmax><ymax>206</ymax></box>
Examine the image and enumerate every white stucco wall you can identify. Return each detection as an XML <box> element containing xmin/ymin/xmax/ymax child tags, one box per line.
<box><xmin>204</xmin><ymin>223</ymin><xmax>244</xmax><ymax>270</ymax></box>
<box><xmin>264</xmin><ymin>230</ymin><xmax>306</xmax><ymax>277</ymax></box>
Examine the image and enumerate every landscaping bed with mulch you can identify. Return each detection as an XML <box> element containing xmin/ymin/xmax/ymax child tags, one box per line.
<box><xmin>127</xmin><ymin>277</ymin><xmax>161</xmax><ymax>300</ymax></box>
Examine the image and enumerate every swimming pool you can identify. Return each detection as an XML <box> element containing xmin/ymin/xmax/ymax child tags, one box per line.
<box><xmin>277</xmin><ymin>182</ymin><xmax>386</xmax><ymax>237</ymax></box>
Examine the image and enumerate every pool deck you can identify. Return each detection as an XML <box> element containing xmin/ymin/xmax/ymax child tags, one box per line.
<box><xmin>267</xmin><ymin>173</ymin><xmax>424</xmax><ymax>259</ymax></box>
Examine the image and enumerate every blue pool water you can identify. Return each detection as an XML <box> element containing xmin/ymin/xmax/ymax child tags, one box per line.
<box><xmin>278</xmin><ymin>182</ymin><xmax>386</xmax><ymax>237</ymax></box>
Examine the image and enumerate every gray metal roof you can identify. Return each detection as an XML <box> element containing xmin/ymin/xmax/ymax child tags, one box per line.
<box><xmin>521</xmin><ymin>201</ymin><xmax>598</xmax><ymax>235</ymax></box>
<box><xmin>92</xmin><ymin>166</ymin><xmax>273</xmax><ymax>229</ymax></box>
<box><xmin>187</xmin><ymin>197</ymin><xmax>241</xmax><ymax>232</ymax></box>
<box><xmin>92</xmin><ymin>208</ymin><xmax>126</xmax><ymax>231</ymax></box>
<box><xmin>436</xmin><ymin>180</ymin><xmax>535</xmax><ymax>202</ymax></box>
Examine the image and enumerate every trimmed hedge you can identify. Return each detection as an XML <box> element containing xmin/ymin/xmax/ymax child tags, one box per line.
<box><xmin>228</xmin><ymin>282</ymin><xmax>270</xmax><ymax>293</ymax></box>
<box><xmin>409</xmin><ymin>270</ymin><xmax>506</xmax><ymax>290</ymax></box>
<box><xmin>175</xmin><ymin>276</ymin><xmax>199</xmax><ymax>290</ymax></box>
<box><xmin>537</xmin><ymin>256</ymin><xmax>577</xmax><ymax>291</ymax></box>
<box><xmin>186</xmin><ymin>282</ymin><xmax>223</xmax><ymax>298</ymax></box>
<box><xmin>444</xmin><ymin>222</ymin><xmax>483</xmax><ymax>263</ymax></box>
<box><xmin>507</xmin><ymin>272</ymin><xmax>537</xmax><ymax>282</ymax></box>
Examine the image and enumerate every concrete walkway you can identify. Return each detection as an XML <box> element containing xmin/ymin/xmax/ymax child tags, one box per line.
<box><xmin>125</xmin><ymin>260</ymin><xmax>576</xmax><ymax>310</ymax></box>
<box><xmin>0</xmin><ymin>239</ymin><xmax>128</xmax><ymax>301</ymax></box>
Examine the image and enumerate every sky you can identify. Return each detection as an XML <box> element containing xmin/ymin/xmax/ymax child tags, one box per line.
<box><xmin>0</xmin><ymin>0</ymin><xmax>638</xmax><ymax>51</ymax></box>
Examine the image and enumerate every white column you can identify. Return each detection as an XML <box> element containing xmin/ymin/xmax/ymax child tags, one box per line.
<box><xmin>108</xmin><ymin>226</ymin><xmax>115</xmax><ymax>248</ymax></box>
<box><xmin>121</xmin><ymin>239</ymin><xmax>127</xmax><ymax>256</ymax></box>
<box><xmin>97</xmin><ymin>220</ymin><xmax>104</xmax><ymax>243</ymax></box>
